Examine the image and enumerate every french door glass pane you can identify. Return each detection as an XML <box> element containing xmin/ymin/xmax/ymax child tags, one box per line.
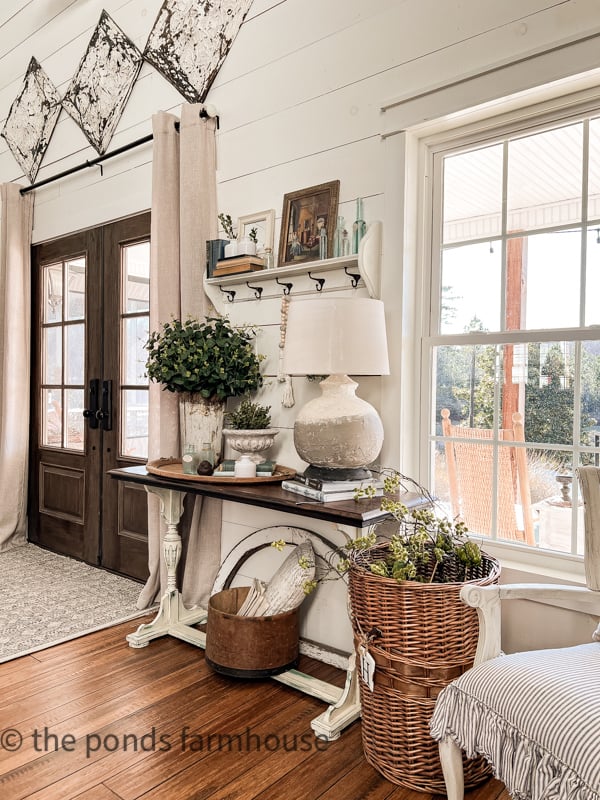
<box><xmin>66</xmin><ymin>258</ymin><xmax>85</xmax><ymax>320</ymax></box>
<box><xmin>43</xmin><ymin>327</ymin><xmax>62</xmax><ymax>384</ymax></box>
<box><xmin>442</xmin><ymin>144</ymin><xmax>503</xmax><ymax>245</ymax></box>
<box><xmin>41</xmin><ymin>256</ymin><xmax>86</xmax><ymax>451</ymax></box>
<box><xmin>440</xmin><ymin>242</ymin><xmax>501</xmax><ymax>333</ymax></box>
<box><xmin>42</xmin><ymin>388</ymin><xmax>62</xmax><ymax>447</ymax></box>
<box><xmin>65</xmin><ymin>324</ymin><xmax>84</xmax><ymax>384</ymax></box>
<box><xmin>123</xmin><ymin>316</ymin><xmax>149</xmax><ymax>384</ymax></box>
<box><xmin>43</xmin><ymin>264</ymin><xmax>62</xmax><ymax>323</ymax></box>
<box><xmin>121</xmin><ymin>389</ymin><xmax>148</xmax><ymax>458</ymax></box>
<box><xmin>507</xmin><ymin>123</ymin><xmax>583</xmax><ymax>233</ymax></box>
<box><xmin>65</xmin><ymin>389</ymin><xmax>84</xmax><ymax>451</ymax></box>
<box><xmin>123</xmin><ymin>242</ymin><xmax>150</xmax><ymax>312</ymax></box>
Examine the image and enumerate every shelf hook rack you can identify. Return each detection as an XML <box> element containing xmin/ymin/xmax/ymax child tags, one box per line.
<box><xmin>275</xmin><ymin>276</ymin><xmax>293</xmax><ymax>295</ymax></box>
<box><xmin>219</xmin><ymin>286</ymin><xmax>236</xmax><ymax>303</ymax></box>
<box><xmin>344</xmin><ymin>266</ymin><xmax>361</xmax><ymax>288</ymax></box>
<box><xmin>246</xmin><ymin>281</ymin><xmax>263</xmax><ymax>300</ymax></box>
<box><xmin>307</xmin><ymin>272</ymin><xmax>325</xmax><ymax>292</ymax></box>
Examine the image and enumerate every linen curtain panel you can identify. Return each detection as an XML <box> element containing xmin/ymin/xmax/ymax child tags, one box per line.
<box><xmin>137</xmin><ymin>104</ymin><xmax>221</xmax><ymax>610</ymax></box>
<box><xmin>0</xmin><ymin>183</ymin><xmax>34</xmax><ymax>550</ymax></box>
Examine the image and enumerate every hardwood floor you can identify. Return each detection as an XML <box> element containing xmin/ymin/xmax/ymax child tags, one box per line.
<box><xmin>0</xmin><ymin>618</ymin><xmax>509</xmax><ymax>800</ymax></box>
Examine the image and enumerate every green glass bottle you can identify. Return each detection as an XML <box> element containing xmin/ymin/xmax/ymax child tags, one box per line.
<box><xmin>352</xmin><ymin>197</ymin><xmax>367</xmax><ymax>254</ymax></box>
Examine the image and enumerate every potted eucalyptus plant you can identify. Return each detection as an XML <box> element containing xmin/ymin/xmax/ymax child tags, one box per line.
<box><xmin>145</xmin><ymin>317</ymin><xmax>263</xmax><ymax>461</ymax></box>
<box><xmin>222</xmin><ymin>398</ymin><xmax>279</xmax><ymax>463</ymax></box>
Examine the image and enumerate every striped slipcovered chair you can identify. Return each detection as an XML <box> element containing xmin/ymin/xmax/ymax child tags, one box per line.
<box><xmin>430</xmin><ymin>466</ymin><xmax>600</xmax><ymax>800</ymax></box>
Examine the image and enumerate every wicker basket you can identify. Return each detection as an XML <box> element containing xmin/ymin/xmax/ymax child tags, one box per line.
<box><xmin>349</xmin><ymin>543</ymin><xmax>500</xmax><ymax>793</ymax></box>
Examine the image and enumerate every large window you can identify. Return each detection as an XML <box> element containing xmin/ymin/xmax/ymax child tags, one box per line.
<box><xmin>426</xmin><ymin>105</ymin><xmax>600</xmax><ymax>557</ymax></box>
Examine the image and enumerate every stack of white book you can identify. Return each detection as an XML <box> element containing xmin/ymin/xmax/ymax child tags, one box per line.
<box><xmin>281</xmin><ymin>475</ymin><xmax>385</xmax><ymax>504</ymax></box>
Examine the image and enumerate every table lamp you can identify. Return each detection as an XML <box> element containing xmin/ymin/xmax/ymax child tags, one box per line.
<box><xmin>283</xmin><ymin>297</ymin><xmax>390</xmax><ymax>481</ymax></box>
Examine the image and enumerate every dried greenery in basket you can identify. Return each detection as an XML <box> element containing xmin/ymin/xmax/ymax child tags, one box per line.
<box><xmin>273</xmin><ymin>470</ymin><xmax>484</xmax><ymax>593</ymax></box>
<box><xmin>348</xmin><ymin>470</ymin><xmax>482</xmax><ymax>584</ymax></box>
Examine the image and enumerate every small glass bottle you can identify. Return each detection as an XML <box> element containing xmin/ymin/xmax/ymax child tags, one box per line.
<box><xmin>342</xmin><ymin>227</ymin><xmax>350</xmax><ymax>256</ymax></box>
<box><xmin>333</xmin><ymin>216</ymin><xmax>345</xmax><ymax>258</ymax></box>
<box><xmin>352</xmin><ymin>197</ymin><xmax>367</xmax><ymax>254</ymax></box>
<box><xmin>263</xmin><ymin>247</ymin><xmax>274</xmax><ymax>269</ymax></box>
<box><xmin>319</xmin><ymin>226</ymin><xmax>328</xmax><ymax>260</ymax></box>
<box><xmin>198</xmin><ymin>442</ymin><xmax>215</xmax><ymax>467</ymax></box>
<box><xmin>182</xmin><ymin>444</ymin><xmax>200</xmax><ymax>475</ymax></box>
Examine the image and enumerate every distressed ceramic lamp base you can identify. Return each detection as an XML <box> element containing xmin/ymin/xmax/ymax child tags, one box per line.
<box><xmin>293</xmin><ymin>375</ymin><xmax>384</xmax><ymax>480</ymax></box>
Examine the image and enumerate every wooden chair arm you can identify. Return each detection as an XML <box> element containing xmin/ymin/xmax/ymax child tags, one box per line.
<box><xmin>460</xmin><ymin>583</ymin><xmax>600</xmax><ymax>666</ymax></box>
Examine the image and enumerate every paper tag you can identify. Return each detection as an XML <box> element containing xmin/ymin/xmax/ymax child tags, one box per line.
<box><xmin>358</xmin><ymin>644</ymin><xmax>375</xmax><ymax>692</ymax></box>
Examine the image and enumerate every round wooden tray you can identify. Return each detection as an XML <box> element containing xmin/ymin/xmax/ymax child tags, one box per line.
<box><xmin>146</xmin><ymin>458</ymin><xmax>296</xmax><ymax>484</ymax></box>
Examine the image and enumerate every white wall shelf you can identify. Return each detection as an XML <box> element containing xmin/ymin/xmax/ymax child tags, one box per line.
<box><xmin>204</xmin><ymin>221</ymin><xmax>382</xmax><ymax>304</ymax></box>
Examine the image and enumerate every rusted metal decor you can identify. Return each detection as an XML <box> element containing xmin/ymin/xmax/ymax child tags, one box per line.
<box><xmin>205</xmin><ymin>587</ymin><xmax>300</xmax><ymax>678</ymax></box>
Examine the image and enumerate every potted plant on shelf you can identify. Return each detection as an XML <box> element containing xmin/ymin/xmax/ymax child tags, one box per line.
<box><xmin>145</xmin><ymin>317</ymin><xmax>263</xmax><ymax>462</ymax></box>
<box><xmin>222</xmin><ymin>399</ymin><xmax>279</xmax><ymax>463</ymax></box>
<box><xmin>340</xmin><ymin>470</ymin><xmax>498</xmax><ymax>793</ymax></box>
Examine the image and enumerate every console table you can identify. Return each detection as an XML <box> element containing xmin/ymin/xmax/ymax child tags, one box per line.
<box><xmin>109</xmin><ymin>465</ymin><xmax>418</xmax><ymax>741</ymax></box>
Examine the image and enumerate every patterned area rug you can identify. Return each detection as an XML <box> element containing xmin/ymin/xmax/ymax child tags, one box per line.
<box><xmin>0</xmin><ymin>543</ymin><xmax>150</xmax><ymax>662</ymax></box>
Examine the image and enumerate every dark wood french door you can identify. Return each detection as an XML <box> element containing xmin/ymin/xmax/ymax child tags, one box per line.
<box><xmin>29</xmin><ymin>213</ymin><xmax>151</xmax><ymax>581</ymax></box>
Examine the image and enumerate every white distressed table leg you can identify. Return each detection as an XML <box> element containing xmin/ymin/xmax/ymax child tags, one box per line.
<box><xmin>310</xmin><ymin>652</ymin><xmax>362</xmax><ymax>741</ymax></box>
<box><xmin>127</xmin><ymin>486</ymin><xmax>207</xmax><ymax>648</ymax></box>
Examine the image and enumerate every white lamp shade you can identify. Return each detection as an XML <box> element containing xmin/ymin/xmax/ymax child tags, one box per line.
<box><xmin>283</xmin><ymin>297</ymin><xmax>390</xmax><ymax>376</ymax></box>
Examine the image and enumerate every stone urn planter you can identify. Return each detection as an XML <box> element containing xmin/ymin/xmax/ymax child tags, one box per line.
<box><xmin>222</xmin><ymin>428</ymin><xmax>279</xmax><ymax>464</ymax></box>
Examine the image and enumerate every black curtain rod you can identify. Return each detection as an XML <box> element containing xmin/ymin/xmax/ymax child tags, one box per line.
<box><xmin>20</xmin><ymin>110</ymin><xmax>219</xmax><ymax>195</ymax></box>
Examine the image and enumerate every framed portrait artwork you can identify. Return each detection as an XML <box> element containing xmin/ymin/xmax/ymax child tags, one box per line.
<box><xmin>277</xmin><ymin>180</ymin><xmax>340</xmax><ymax>267</ymax></box>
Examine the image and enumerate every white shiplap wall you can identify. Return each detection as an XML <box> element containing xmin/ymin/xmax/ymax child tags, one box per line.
<box><xmin>2</xmin><ymin>0</ymin><xmax>600</xmax><ymax>654</ymax></box>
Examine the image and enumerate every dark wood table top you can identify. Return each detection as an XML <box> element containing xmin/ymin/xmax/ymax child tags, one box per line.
<box><xmin>108</xmin><ymin>465</ymin><xmax>424</xmax><ymax>529</ymax></box>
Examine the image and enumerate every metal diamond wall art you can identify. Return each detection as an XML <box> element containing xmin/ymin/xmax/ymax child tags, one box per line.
<box><xmin>1</xmin><ymin>57</ymin><xmax>62</xmax><ymax>183</ymax></box>
<box><xmin>144</xmin><ymin>0</ymin><xmax>252</xmax><ymax>103</ymax></box>
<box><xmin>62</xmin><ymin>10</ymin><xmax>143</xmax><ymax>155</ymax></box>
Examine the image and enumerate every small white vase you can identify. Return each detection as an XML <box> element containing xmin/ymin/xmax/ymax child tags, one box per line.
<box><xmin>237</xmin><ymin>237</ymin><xmax>257</xmax><ymax>256</ymax></box>
<box><xmin>222</xmin><ymin>428</ymin><xmax>279</xmax><ymax>464</ymax></box>
<box><xmin>179</xmin><ymin>394</ymin><xmax>226</xmax><ymax>463</ymax></box>
<box><xmin>234</xmin><ymin>455</ymin><xmax>257</xmax><ymax>478</ymax></box>
<box><xmin>224</xmin><ymin>240</ymin><xmax>238</xmax><ymax>258</ymax></box>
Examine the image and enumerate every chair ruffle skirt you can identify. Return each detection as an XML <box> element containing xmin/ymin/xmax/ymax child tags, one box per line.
<box><xmin>430</xmin><ymin>642</ymin><xmax>600</xmax><ymax>800</ymax></box>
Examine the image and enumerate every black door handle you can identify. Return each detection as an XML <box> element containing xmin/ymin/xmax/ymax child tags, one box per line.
<box><xmin>82</xmin><ymin>379</ymin><xmax>99</xmax><ymax>429</ymax></box>
<box><xmin>99</xmin><ymin>380</ymin><xmax>113</xmax><ymax>431</ymax></box>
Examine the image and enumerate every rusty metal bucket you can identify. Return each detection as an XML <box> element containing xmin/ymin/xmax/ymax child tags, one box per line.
<box><xmin>205</xmin><ymin>586</ymin><xmax>300</xmax><ymax>678</ymax></box>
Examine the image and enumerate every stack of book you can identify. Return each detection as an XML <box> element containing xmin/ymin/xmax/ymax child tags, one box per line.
<box><xmin>212</xmin><ymin>255</ymin><xmax>264</xmax><ymax>277</ymax></box>
<box><xmin>281</xmin><ymin>475</ymin><xmax>385</xmax><ymax>503</ymax></box>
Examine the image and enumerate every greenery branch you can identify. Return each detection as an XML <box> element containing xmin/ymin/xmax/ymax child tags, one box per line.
<box><xmin>218</xmin><ymin>213</ymin><xmax>236</xmax><ymax>240</ymax></box>
<box><xmin>271</xmin><ymin>469</ymin><xmax>483</xmax><ymax>594</ymax></box>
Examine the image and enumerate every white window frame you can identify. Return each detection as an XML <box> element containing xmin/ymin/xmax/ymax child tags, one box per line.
<box><xmin>396</xmin><ymin>80</ymin><xmax>600</xmax><ymax>584</ymax></box>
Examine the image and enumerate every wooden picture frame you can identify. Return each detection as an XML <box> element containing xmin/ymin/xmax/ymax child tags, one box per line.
<box><xmin>277</xmin><ymin>180</ymin><xmax>340</xmax><ymax>267</ymax></box>
<box><xmin>237</xmin><ymin>209</ymin><xmax>275</xmax><ymax>255</ymax></box>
